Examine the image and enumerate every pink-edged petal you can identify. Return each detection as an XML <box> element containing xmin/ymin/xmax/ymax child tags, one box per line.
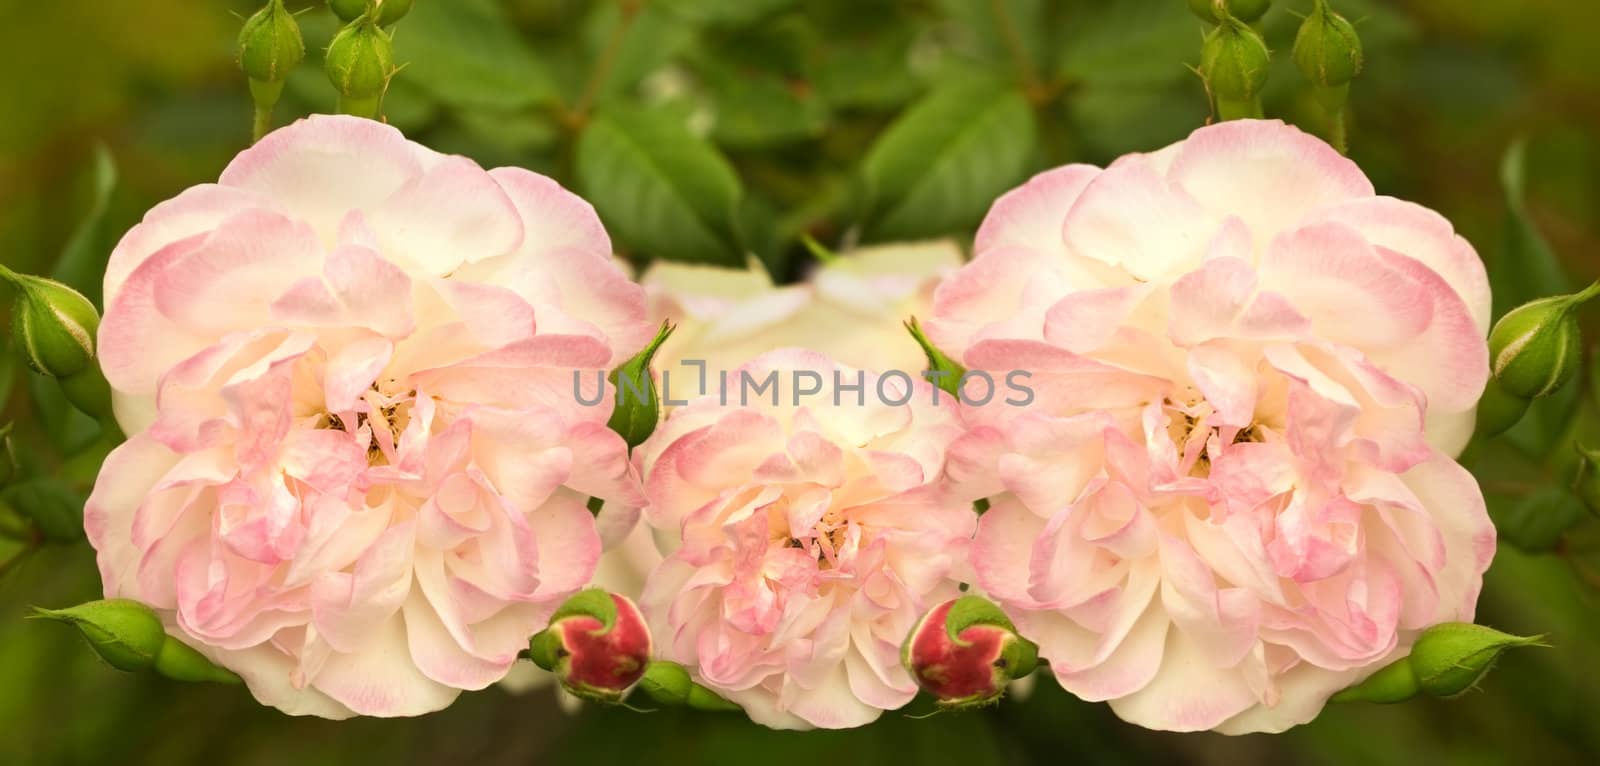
<box><xmin>1043</xmin><ymin>284</ymin><xmax>1156</xmax><ymax>354</ymax></box>
<box><xmin>1167</xmin><ymin>119</ymin><xmax>1374</xmax><ymax>241</ymax></box>
<box><xmin>1398</xmin><ymin>454</ymin><xmax>1495</xmax><ymax>622</ymax></box>
<box><xmin>975</xmin><ymin>164</ymin><xmax>1100</xmax><ymax>258</ymax></box>
<box><xmin>220</xmin><ymin>115</ymin><xmax>427</xmax><ymax>237</ymax></box>
<box><xmin>1305</xmin><ymin>196</ymin><xmax>1491</xmax><ymax>333</ymax></box>
<box><xmin>1061</xmin><ymin>154</ymin><xmax>1216</xmax><ymax>280</ymax></box>
<box><xmin>369</xmin><ymin>155</ymin><xmax>524</xmax><ymax>275</ymax></box>
<box><xmin>310</xmin><ymin>613</ymin><xmax>462</xmax><ymax>717</ymax></box>
<box><xmin>1258</xmin><ymin>222</ymin><xmax>1432</xmax><ymax>351</ymax></box>
<box><xmin>1105</xmin><ymin>628</ymin><xmax>1259</xmax><ymax>733</ymax></box>
<box><xmin>105</xmin><ymin>184</ymin><xmax>273</xmax><ymax>302</ymax></box>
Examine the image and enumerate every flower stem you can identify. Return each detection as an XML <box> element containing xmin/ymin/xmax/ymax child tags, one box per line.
<box><xmin>1216</xmin><ymin>95</ymin><xmax>1263</xmax><ymax>121</ymax></box>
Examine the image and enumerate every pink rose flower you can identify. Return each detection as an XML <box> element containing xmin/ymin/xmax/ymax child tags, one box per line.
<box><xmin>635</xmin><ymin>350</ymin><xmax>974</xmax><ymax>729</ymax></box>
<box><xmin>927</xmin><ymin>120</ymin><xmax>1495</xmax><ymax>733</ymax></box>
<box><xmin>86</xmin><ymin>115</ymin><xmax>653</xmax><ymax>718</ymax></box>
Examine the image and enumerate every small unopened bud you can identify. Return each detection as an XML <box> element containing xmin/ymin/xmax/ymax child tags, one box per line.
<box><xmin>905</xmin><ymin>316</ymin><xmax>965</xmax><ymax>398</ymax></box>
<box><xmin>529</xmin><ymin>589</ymin><xmax>652</xmax><ymax>703</ymax></box>
<box><xmin>238</xmin><ymin>0</ymin><xmax>304</xmax><ymax>140</ymax></box>
<box><xmin>1293</xmin><ymin>0</ymin><xmax>1362</xmax><ymax>90</ymax></box>
<box><xmin>607</xmin><ymin>322</ymin><xmax>675</xmax><ymax>449</ymax></box>
<box><xmin>1488</xmin><ymin>283</ymin><xmax>1600</xmax><ymax>399</ymax></box>
<box><xmin>2</xmin><ymin>268</ymin><xmax>98</xmax><ymax>378</ymax></box>
<box><xmin>238</xmin><ymin>0</ymin><xmax>304</xmax><ymax>86</ymax></box>
<box><xmin>1410</xmin><ymin>622</ymin><xmax>1544</xmax><ymax>698</ymax></box>
<box><xmin>30</xmin><ymin>599</ymin><xmax>240</xmax><ymax>684</ymax></box>
<box><xmin>1200</xmin><ymin>16</ymin><xmax>1271</xmax><ymax>120</ymax></box>
<box><xmin>902</xmin><ymin>596</ymin><xmax>1038</xmax><ymax>710</ymax></box>
<box><xmin>325</xmin><ymin>16</ymin><xmax>395</xmax><ymax>119</ymax></box>
<box><xmin>634</xmin><ymin>659</ymin><xmax>741</xmax><ymax>711</ymax></box>
<box><xmin>332</xmin><ymin>0</ymin><xmax>414</xmax><ymax>26</ymax></box>
<box><xmin>1187</xmin><ymin>0</ymin><xmax>1271</xmax><ymax>25</ymax></box>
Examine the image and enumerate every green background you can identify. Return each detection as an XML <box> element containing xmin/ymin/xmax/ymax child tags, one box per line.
<box><xmin>3</xmin><ymin>1</ymin><xmax>1600</xmax><ymax>763</ymax></box>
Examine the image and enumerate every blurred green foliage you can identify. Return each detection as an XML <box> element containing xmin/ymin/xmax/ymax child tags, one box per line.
<box><xmin>3</xmin><ymin>0</ymin><xmax>1600</xmax><ymax>764</ymax></box>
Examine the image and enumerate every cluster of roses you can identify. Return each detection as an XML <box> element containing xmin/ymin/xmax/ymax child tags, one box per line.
<box><xmin>73</xmin><ymin>114</ymin><xmax>1497</xmax><ymax>733</ymax></box>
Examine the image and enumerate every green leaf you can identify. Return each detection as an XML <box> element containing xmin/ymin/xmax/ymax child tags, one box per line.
<box><xmin>51</xmin><ymin>145</ymin><xmax>117</xmax><ymax>305</ymax></box>
<box><xmin>1</xmin><ymin>477</ymin><xmax>84</xmax><ymax>543</ymax></box>
<box><xmin>394</xmin><ymin>0</ymin><xmax>558</xmax><ymax>110</ymax></box>
<box><xmin>1492</xmin><ymin>140</ymin><xmax>1574</xmax><ymax>318</ymax></box>
<box><xmin>576</xmin><ymin>107</ymin><xmax>745</xmax><ymax>265</ymax></box>
<box><xmin>861</xmin><ymin>80</ymin><xmax>1036</xmax><ymax>240</ymax></box>
<box><xmin>701</xmin><ymin>67</ymin><xmax>828</xmax><ymax>149</ymax></box>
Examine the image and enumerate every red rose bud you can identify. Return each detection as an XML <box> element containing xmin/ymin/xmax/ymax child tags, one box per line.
<box><xmin>528</xmin><ymin>589</ymin><xmax>652</xmax><ymax>703</ymax></box>
<box><xmin>902</xmin><ymin>596</ymin><xmax>1038</xmax><ymax>710</ymax></box>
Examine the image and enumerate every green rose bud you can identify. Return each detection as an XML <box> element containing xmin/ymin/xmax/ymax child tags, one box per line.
<box><xmin>31</xmin><ymin>600</ymin><xmax>167</xmax><ymax>673</ymax></box>
<box><xmin>332</xmin><ymin>0</ymin><xmax>414</xmax><ymax>26</ymax></box>
<box><xmin>1187</xmin><ymin>0</ymin><xmax>1271</xmax><ymax>25</ymax></box>
<box><xmin>1333</xmin><ymin>623</ymin><xmax>1544</xmax><ymax>704</ymax></box>
<box><xmin>238</xmin><ymin>0</ymin><xmax>304</xmax><ymax>85</ymax></box>
<box><xmin>1409</xmin><ymin>622</ymin><xmax>1543</xmax><ymax>698</ymax></box>
<box><xmin>325</xmin><ymin>16</ymin><xmax>395</xmax><ymax>119</ymax></box>
<box><xmin>238</xmin><ymin>0</ymin><xmax>305</xmax><ymax>141</ymax></box>
<box><xmin>1</xmin><ymin>267</ymin><xmax>99</xmax><ymax>378</ymax></box>
<box><xmin>1293</xmin><ymin>0</ymin><xmax>1363</xmax><ymax>89</ymax></box>
<box><xmin>607</xmin><ymin>322</ymin><xmax>675</xmax><ymax>449</ymax></box>
<box><xmin>905</xmin><ymin>316</ymin><xmax>966</xmax><ymax>399</ymax></box>
<box><xmin>1488</xmin><ymin>283</ymin><xmax>1600</xmax><ymax>399</ymax></box>
<box><xmin>632</xmin><ymin>659</ymin><xmax>741</xmax><ymax>711</ymax></box>
<box><xmin>32</xmin><ymin>599</ymin><xmax>240</xmax><ymax>683</ymax></box>
<box><xmin>1200</xmin><ymin>16</ymin><xmax>1271</xmax><ymax>120</ymax></box>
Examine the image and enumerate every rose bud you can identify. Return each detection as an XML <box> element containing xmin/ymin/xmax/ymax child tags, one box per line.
<box><xmin>1</xmin><ymin>267</ymin><xmax>98</xmax><ymax>378</ymax></box>
<box><xmin>325</xmin><ymin>14</ymin><xmax>395</xmax><ymax>119</ymax></box>
<box><xmin>1199</xmin><ymin>14</ymin><xmax>1271</xmax><ymax>121</ymax></box>
<box><xmin>634</xmin><ymin>659</ymin><xmax>741</xmax><ymax>712</ymax></box>
<box><xmin>332</xmin><ymin>0</ymin><xmax>414</xmax><ymax>27</ymax></box>
<box><xmin>1332</xmin><ymin>622</ymin><xmax>1542</xmax><ymax>703</ymax></box>
<box><xmin>1293</xmin><ymin>0</ymin><xmax>1363</xmax><ymax>90</ymax></box>
<box><xmin>237</xmin><ymin>0</ymin><xmax>304</xmax><ymax>138</ymax></box>
<box><xmin>607</xmin><ymin>321</ymin><xmax>674</xmax><ymax>449</ymax></box>
<box><xmin>528</xmin><ymin>589</ymin><xmax>652</xmax><ymax>703</ymax></box>
<box><xmin>1187</xmin><ymin>0</ymin><xmax>1271</xmax><ymax>25</ymax></box>
<box><xmin>1410</xmin><ymin>622</ymin><xmax>1544</xmax><ymax>698</ymax></box>
<box><xmin>1489</xmin><ymin>283</ymin><xmax>1600</xmax><ymax>399</ymax></box>
<box><xmin>902</xmin><ymin>596</ymin><xmax>1038</xmax><ymax>710</ymax></box>
<box><xmin>31</xmin><ymin>599</ymin><xmax>239</xmax><ymax>684</ymax></box>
